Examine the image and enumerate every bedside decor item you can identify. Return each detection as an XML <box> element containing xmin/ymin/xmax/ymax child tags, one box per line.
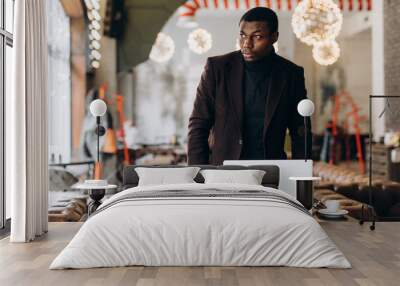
<box><xmin>289</xmin><ymin>176</ymin><xmax>321</xmax><ymax>210</ymax></box>
<box><xmin>325</xmin><ymin>199</ymin><xmax>340</xmax><ymax>212</ymax></box>
<box><xmin>85</xmin><ymin>99</ymin><xmax>111</xmax><ymax>215</ymax></box>
<box><xmin>317</xmin><ymin>209</ymin><xmax>348</xmax><ymax>219</ymax></box>
<box><xmin>89</xmin><ymin>99</ymin><xmax>107</xmax><ymax>179</ymax></box>
<box><xmin>297</xmin><ymin>99</ymin><xmax>315</xmax><ymax>161</ymax></box>
<box><xmin>317</xmin><ymin>198</ymin><xmax>349</xmax><ymax>219</ymax></box>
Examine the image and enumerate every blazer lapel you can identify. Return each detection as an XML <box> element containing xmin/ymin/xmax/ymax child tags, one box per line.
<box><xmin>263</xmin><ymin>62</ymin><xmax>287</xmax><ymax>136</ymax></box>
<box><xmin>226</xmin><ymin>52</ymin><xmax>244</xmax><ymax>134</ymax></box>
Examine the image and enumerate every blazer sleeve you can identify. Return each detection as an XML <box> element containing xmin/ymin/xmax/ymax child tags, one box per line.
<box><xmin>187</xmin><ymin>58</ymin><xmax>216</xmax><ymax>165</ymax></box>
<box><xmin>288</xmin><ymin>67</ymin><xmax>312</xmax><ymax>159</ymax></box>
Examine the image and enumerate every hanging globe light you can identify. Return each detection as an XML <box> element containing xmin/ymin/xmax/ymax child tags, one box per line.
<box><xmin>188</xmin><ymin>28</ymin><xmax>212</xmax><ymax>54</ymax></box>
<box><xmin>149</xmin><ymin>33</ymin><xmax>175</xmax><ymax>63</ymax></box>
<box><xmin>312</xmin><ymin>40</ymin><xmax>340</xmax><ymax>66</ymax></box>
<box><xmin>292</xmin><ymin>0</ymin><xmax>343</xmax><ymax>46</ymax></box>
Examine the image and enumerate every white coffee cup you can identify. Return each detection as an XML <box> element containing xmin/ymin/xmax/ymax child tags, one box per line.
<box><xmin>325</xmin><ymin>200</ymin><xmax>340</xmax><ymax>212</ymax></box>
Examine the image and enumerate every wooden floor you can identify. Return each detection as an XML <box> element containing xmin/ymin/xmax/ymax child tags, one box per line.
<box><xmin>0</xmin><ymin>221</ymin><xmax>399</xmax><ymax>286</ymax></box>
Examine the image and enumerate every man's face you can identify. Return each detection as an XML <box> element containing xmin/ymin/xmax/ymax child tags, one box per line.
<box><xmin>239</xmin><ymin>21</ymin><xmax>278</xmax><ymax>62</ymax></box>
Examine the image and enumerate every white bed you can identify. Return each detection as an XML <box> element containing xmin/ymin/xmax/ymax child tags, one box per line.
<box><xmin>50</xmin><ymin>183</ymin><xmax>351</xmax><ymax>269</ymax></box>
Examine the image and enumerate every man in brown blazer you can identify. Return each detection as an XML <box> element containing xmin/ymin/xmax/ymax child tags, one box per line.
<box><xmin>188</xmin><ymin>7</ymin><xmax>312</xmax><ymax>165</ymax></box>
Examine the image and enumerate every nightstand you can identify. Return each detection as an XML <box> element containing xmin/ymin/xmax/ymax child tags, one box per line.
<box><xmin>289</xmin><ymin>176</ymin><xmax>321</xmax><ymax>210</ymax></box>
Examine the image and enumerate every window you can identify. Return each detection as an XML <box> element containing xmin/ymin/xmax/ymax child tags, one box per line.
<box><xmin>1</xmin><ymin>0</ymin><xmax>14</xmax><ymax>231</ymax></box>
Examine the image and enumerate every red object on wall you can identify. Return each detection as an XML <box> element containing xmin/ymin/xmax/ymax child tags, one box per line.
<box><xmin>115</xmin><ymin>95</ymin><xmax>130</xmax><ymax>166</ymax></box>
<box><xmin>223</xmin><ymin>0</ymin><xmax>229</xmax><ymax>9</ymax></box>
<box><xmin>367</xmin><ymin>0</ymin><xmax>372</xmax><ymax>10</ymax></box>
<box><xmin>339</xmin><ymin>0</ymin><xmax>344</xmax><ymax>10</ymax></box>
<box><xmin>214</xmin><ymin>0</ymin><xmax>219</xmax><ymax>8</ymax></box>
<box><xmin>179</xmin><ymin>0</ymin><xmax>373</xmax><ymax>19</ymax></box>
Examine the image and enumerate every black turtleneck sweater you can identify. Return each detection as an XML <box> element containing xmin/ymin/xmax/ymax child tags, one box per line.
<box><xmin>240</xmin><ymin>53</ymin><xmax>274</xmax><ymax>160</ymax></box>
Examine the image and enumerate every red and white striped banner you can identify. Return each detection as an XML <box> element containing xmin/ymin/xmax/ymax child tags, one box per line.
<box><xmin>179</xmin><ymin>0</ymin><xmax>372</xmax><ymax>18</ymax></box>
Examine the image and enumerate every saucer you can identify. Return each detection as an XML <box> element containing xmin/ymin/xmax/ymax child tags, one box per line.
<box><xmin>318</xmin><ymin>209</ymin><xmax>348</xmax><ymax>218</ymax></box>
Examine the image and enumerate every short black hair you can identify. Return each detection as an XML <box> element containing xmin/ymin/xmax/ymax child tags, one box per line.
<box><xmin>239</xmin><ymin>7</ymin><xmax>278</xmax><ymax>34</ymax></box>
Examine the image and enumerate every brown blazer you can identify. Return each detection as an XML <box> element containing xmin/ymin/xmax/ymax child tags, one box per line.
<box><xmin>188</xmin><ymin>50</ymin><xmax>311</xmax><ymax>165</ymax></box>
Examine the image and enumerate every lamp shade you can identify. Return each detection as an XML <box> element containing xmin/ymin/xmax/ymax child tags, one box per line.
<box><xmin>89</xmin><ymin>99</ymin><xmax>107</xmax><ymax>117</ymax></box>
<box><xmin>297</xmin><ymin>99</ymin><xmax>315</xmax><ymax>117</ymax></box>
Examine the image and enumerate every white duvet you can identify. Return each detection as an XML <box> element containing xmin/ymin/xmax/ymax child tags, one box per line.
<box><xmin>50</xmin><ymin>183</ymin><xmax>351</xmax><ymax>269</ymax></box>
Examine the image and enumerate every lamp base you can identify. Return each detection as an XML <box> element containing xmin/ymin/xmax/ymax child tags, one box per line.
<box><xmin>296</xmin><ymin>180</ymin><xmax>313</xmax><ymax>210</ymax></box>
<box><xmin>88</xmin><ymin>189</ymin><xmax>106</xmax><ymax>216</ymax></box>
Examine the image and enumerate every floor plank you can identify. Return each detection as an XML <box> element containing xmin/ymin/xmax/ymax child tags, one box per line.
<box><xmin>0</xmin><ymin>222</ymin><xmax>399</xmax><ymax>286</ymax></box>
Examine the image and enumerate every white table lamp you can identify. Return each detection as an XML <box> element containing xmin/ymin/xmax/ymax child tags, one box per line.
<box><xmin>297</xmin><ymin>99</ymin><xmax>314</xmax><ymax>161</ymax></box>
<box><xmin>89</xmin><ymin>99</ymin><xmax>107</xmax><ymax>178</ymax></box>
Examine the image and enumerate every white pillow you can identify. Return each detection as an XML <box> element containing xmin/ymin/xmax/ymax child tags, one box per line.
<box><xmin>200</xmin><ymin>169</ymin><xmax>266</xmax><ymax>185</ymax></box>
<box><xmin>135</xmin><ymin>167</ymin><xmax>201</xmax><ymax>186</ymax></box>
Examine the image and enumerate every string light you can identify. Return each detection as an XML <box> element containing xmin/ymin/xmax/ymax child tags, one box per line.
<box><xmin>84</xmin><ymin>0</ymin><xmax>102</xmax><ymax>69</ymax></box>
<box><xmin>91</xmin><ymin>40</ymin><xmax>100</xmax><ymax>50</ymax></box>
<box><xmin>91</xmin><ymin>60</ymin><xmax>100</xmax><ymax>69</ymax></box>
<box><xmin>91</xmin><ymin>50</ymin><xmax>102</xmax><ymax>60</ymax></box>
<box><xmin>292</xmin><ymin>0</ymin><xmax>343</xmax><ymax>46</ymax></box>
<box><xmin>149</xmin><ymin>33</ymin><xmax>175</xmax><ymax>63</ymax></box>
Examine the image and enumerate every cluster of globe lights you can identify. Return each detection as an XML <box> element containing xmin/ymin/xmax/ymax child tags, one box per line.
<box><xmin>85</xmin><ymin>0</ymin><xmax>102</xmax><ymax>69</ymax></box>
<box><xmin>149</xmin><ymin>33</ymin><xmax>176</xmax><ymax>63</ymax></box>
<box><xmin>292</xmin><ymin>0</ymin><xmax>343</xmax><ymax>65</ymax></box>
<box><xmin>149</xmin><ymin>28</ymin><xmax>213</xmax><ymax>63</ymax></box>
